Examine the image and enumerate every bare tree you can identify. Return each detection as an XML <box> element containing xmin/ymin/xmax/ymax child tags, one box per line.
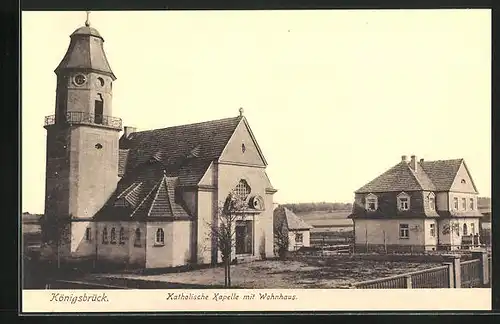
<box><xmin>208</xmin><ymin>192</ymin><xmax>247</xmax><ymax>287</ymax></box>
<box><xmin>274</xmin><ymin>214</ymin><xmax>289</xmax><ymax>259</ymax></box>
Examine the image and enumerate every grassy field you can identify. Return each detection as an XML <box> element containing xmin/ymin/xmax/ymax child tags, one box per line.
<box><xmin>297</xmin><ymin>210</ymin><xmax>353</xmax><ymax>229</ymax></box>
<box><xmin>87</xmin><ymin>257</ymin><xmax>441</xmax><ymax>289</ymax></box>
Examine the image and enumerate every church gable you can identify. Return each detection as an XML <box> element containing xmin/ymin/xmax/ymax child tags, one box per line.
<box><xmin>219</xmin><ymin>118</ymin><xmax>267</xmax><ymax>167</ymax></box>
<box><xmin>449</xmin><ymin>161</ymin><xmax>478</xmax><ymax>194</ymax></box>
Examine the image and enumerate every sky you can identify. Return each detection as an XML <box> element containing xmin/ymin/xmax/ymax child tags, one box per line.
<box><xmin>22</xmin><ymin>10</ymin><xmax>491</xmax><ymax>213</ymax></box>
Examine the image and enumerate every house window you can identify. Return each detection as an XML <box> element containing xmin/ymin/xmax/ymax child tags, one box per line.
<box><xmin>365</xmin><ymin>194</ymin><xmax>378</xmax><ymax>211</ymax></box>
<box><xmin>85</xmin><ymin>227</ymin><xmax>92</xmax><ymax>241</ymax></box>
<box><xmin>397</xmin><ymin>192</ymin><xmax>410</xmax><ymax>211</ymax></box>
<box><xmin>234</xmin><ymin>180</ymin><xmax>251</xmax><ymax>200</ymax></box>
<box><xmin>469</xmin><ymin>198</ymin><xmax>474</xmax><ymax>210</ymax></box>
<box><xmin>236</xmin><ymin>220</ymin><xmax>253</xmax><ymax>255</ymax></box>
<box><xmin>471</xmin><ymin>223</ymin><xmax>475</xmax><ymax>235</ymax></box>
<box><xmin>453</xmin><ymin>197</ymin><xmax>459</xmax><ymax>210</ymax></box>
<box><xmin>155</xmin><ymin>228</ymin><xmax>165</xmax><ymax>245</ymax></box>
<box><xmin>134</xmin><ymin>228</ymin><xmax>141</xmax><ymax>247</ymax></box>
<box><xmin>110</xmin><ymin>228</ymin><xmax>117</xmax><ymax>244</ymax></box>
<box><xmin>430</xmin><ymin>223</ymin><xmax>436</xmax><ymax>237</ymax></box>
<box><xmin>295</xmin><ymin>233</ymin><xmax>303</xmax><ymax>243</ymax></box>
<box><xmin>119</xmin><ymin>227</ymin><xmax>125</xmax><ymax>244</ymax></box>
<box><xmin>429</xmin><ymin>194</ymin><xmax>436</xmax><ymax>211</ymax></box>
<box><xmin>461</xmin><ymin>198</ymin><xmax>467</xmax><ymax>210</ymax></box>
<box><xmin>463</xmin><ymin>223</ymin><xmax>468</xmax><ymax>236</ymax></box>
<box><xmin>102</xmin><ymin>227</ymin><xmax>108</xmax><ymax>244</ymax></box>
<box><xmin>399</xmin><ymin>224</ymin><xmax>409</xmax><ymax>239</ymax></box>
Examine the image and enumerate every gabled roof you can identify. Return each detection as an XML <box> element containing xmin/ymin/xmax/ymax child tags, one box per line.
<box><xmin>95</xmin><ymin>166</ymin><xmax>191</xmax><ymax>221</ymax></box>
<box><xmin>420</xmin><ymin>159</ymin><xmax>464</xmax><ymax>191</ymax></box>
<box><xmin>274</xmin><ymin>206</ymin><xmax>313</xmax><ymax>230</ymax></box>
<box><xmin>119</xmin><ymin>116</ymin><xmax>244</xmax><ymax>186</ymax></box>
<box><xmin>355</xmin><ymin>158</ymin><xmax>473</xmax><ymax>194</ymax></box>
<box><xmin>355</xmin><ymin>161</ymin><xmax>436</xmax><ymax>193</ymax></box>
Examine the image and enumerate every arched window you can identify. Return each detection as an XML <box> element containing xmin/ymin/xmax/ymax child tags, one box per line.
<box><xmin>234</xmin><ymin>179</ymin><xmax>251</xmax><ymax>200</ymax></box>
<box><xmin>102</xmin><ymin>227</ymin><xmax>108</xmax><ymax>244</ymax></box>
<box><xmin>463</xmin><ymin>223</ymin><xmax>468</xmax><ymax>236</ymax></box>
<box><xmin>119</xmin><ymin>227</ymin><xmax>125</xmax><ymax>244</ymax></box>
<box><xmin>94</xmin><ymin>93</ymin><xmax>104</xmax><ymax>124</ymax></box>
<box><xmin>134</xmin><ymin>228</ymin><xmax>141</xmax><ymax>247</ymax></box>
<box><xmin>110</xmin><ymin>228</ymin><xmax>116</xmax><ymax>244</ymax></box>
<box><xmin>155</xmin><ymin>228</ymin><xmax>165</xmax><ymax>245</ymax></box>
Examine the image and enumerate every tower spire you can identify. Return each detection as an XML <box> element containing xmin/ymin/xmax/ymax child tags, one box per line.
<box><xmin>85</xmin><ymin>11</ymin><xmax>91</xmax><ymax>27</ymax></box>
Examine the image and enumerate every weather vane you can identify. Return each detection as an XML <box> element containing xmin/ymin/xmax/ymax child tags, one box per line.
<box><xmin>85</xmin><ymin>11</ymin><xmax>91</xmax><ymax>27</ymax></box>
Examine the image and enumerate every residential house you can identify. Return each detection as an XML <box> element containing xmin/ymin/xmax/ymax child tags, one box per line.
<box><xmin>349</xmin><ymin>155</ymin><xmax>483</xmax><ymax>252</ymax></box>
<box><xmin>274</xmin><ymin>206</ymin><xmax>313</xmax><ymax>252</ymax></box>
<box><xmin>41</xmin><ymin>19</ymin><xmax>277</xmax><ymax>269</ymax></box>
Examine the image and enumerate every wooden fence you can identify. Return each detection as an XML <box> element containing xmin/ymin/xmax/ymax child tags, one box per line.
<box><xmin>351</xmin><ymin>250</ymin><xmax>490</xmax><ymax>289</ymax></box>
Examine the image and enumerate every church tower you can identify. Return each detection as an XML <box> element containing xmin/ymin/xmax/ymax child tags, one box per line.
<box><xmin>42</xmin><ymin>13</ymin><xmax>121</xmax><ymax>256</ymax></box>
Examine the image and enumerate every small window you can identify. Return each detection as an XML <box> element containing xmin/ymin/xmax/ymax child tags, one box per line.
<box><xmin>399</xmin><ymin>224</ymin><xmax>409</xmax><ymax>239</ymax></box>
<box><xmin>134</xmin><ymin>228</ymin><xmax>141</xmax><ymax>247</ymax></box>
<box><xmin>155</xmin><ymin>228</ymin><xmax>165</xmax><ymax>245</ymax></box>
<box><xmin>463</xmin><ymin>223</ymin><xmax>468</xmax><ymax>236</ymax></box>
<box><xmin>461</xmin><ymin>179</ymin><xmax>466</xmax><ymax>184</ymax></box>
<box><xmin>461</xmin><ymin>198</ymin><xmax>467</xmax><ymax>210</ymax></box>
<box><xmin>295</xmin><ymin>233</ymin><xmax>303</xmax><ymax>243</ymax></box>
<box><xmin>119</xmin><ymin>227</ymin><xmax>125</xmax><ymax>244</ymax></box>
<box><xmin>429</xmin><ymin>194</ymin><xmax>436</xmax><ymax>211</ymax></box>
<box><xmin>241</xmin><ymin>143</ymin><xmax>246</xmax><ymax>153</ymax></box>
<box><xmin>365</xmin><ymin>194</ymin><xmax>378</xmax><ymax>211</ymax></box>
<box><xmin>469</xmin><ymin>198</ymin><xmax>474</xmax><ymax>210</ymax></box>
<box><xmin>110</xmin><ymin>228</ymin><xmax>117</xmax><ymax>244</ymax></box>
<box><xmin>430</xmin><ymin>223</ymin><xmax>436</xmax><ymax>237</ymax></box>
<box><xmin>470</xmin><ymin>223</ymin><xmax>475</xmax><ymax>235</ymax></box>
<box><xmin>102</xmin><ymin>227</ymin><xmax>108</xmax><ymax>244</ymax></box>
<box><xmin>85</xmin><ymin>227</ymin><xmax>92</xmax><ymax>241</ymax></box>
<box><xmin>95</xmin><ymin>143</ymin><xmax>103</xmax><ymax>149</ymax></box>
<box><xmin>453</xmin><ymin>197</ymin><xmax>459</xmax><ymax>210</ymax></box>
<box><xmin>397</xmin><ymin>192</ymin><xmax>410</xmax><ymax>211</ymax></box>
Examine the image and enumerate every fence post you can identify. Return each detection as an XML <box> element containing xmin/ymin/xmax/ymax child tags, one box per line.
<box><xmin>443</xmin><ymin>262</ymin><xmax>455</xmax><ymax>288</ymax></box>
<box><xmin>472</xmin><ymin>250</ymin><xmax>489</xmax><ymax>286</ymax></box>
<box><xmin>405</xmin><ymin>275</ymin><xmax>412</xmax><ymax>289</ymax></box>
<box><xmin>452</xmin><ymin>255</ymin><xmax>461</xmax><ymax>288</ymax></box>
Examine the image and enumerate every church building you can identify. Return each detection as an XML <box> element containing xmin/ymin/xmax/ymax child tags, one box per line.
<box><xmin>41</xmin><ymin>16</ymin><xmax>277</xmax><ymax>269</ymax></box>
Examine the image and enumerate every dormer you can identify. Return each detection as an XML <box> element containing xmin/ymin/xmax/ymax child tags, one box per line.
<box><xmin>397</xmin><ymin>192</ymin><xmax>410</xmax><ymax>211</ymax></box>
<box><xmin>365</xmin><ymin>193</ymin><xmax>378</xmax><ymax>211</ymax></box>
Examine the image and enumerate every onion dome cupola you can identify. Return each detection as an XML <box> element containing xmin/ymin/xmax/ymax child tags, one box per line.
<box><xmin>54</xmin><ymin>12</ymin><xmax>116</xmax><ymax>80</ymax></box>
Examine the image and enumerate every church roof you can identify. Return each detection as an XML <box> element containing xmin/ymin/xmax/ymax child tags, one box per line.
<box><xmin>118</xmin><ymin>115</ymin><xmax>244</xmax><ymax>186</ymax></box>
<box><xmin>55</xmin><ymin>24</ymin><xmax>116</xmax><ymax>79</ymax></box>
<box><xmin>355</xmin><ymin>158</ymin><xmax>471</xmax><ymax>194</ymax></box>
<box><xmin>95</xmin><ymin>170</ymin><xmax>191</xmax><ymax>221</ymax></box>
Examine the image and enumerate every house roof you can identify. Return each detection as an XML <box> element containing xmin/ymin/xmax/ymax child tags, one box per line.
<box><xmin>355</xmin><ymin>158</ymin><xmax>471</xmax><ymax>194</ymax></box>
<box><xmin>420</xmin><ymin>159</ymin><xmax>463</xmax><ymax>191</ymax></box>
<box><xmin>118</xmin><ymin>116</ymin><xmax>244</xmax><ymax>186</ymax></box>
<box><xmin>274</xmin><ymin>206</ymin><xmax>313</xmax><ymax>230</ymax></box>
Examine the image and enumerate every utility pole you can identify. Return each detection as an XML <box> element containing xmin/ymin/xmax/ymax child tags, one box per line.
<box><xmin>365</xmin><ymin>225</ymin><xmax>368</xmax><ymax>253</ymax></box>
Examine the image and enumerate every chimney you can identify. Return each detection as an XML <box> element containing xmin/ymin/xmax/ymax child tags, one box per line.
<box><xmin>123</xmin><ymin>126</ymin><xmax>137</xmax><ymax>138</ymax></box>
<box><xmin>401</xmin><ymin>155</ymin><xmax>408</xmax><ymax>162</ymax></box>
<box><xmin>410</xmin><ymin>155</ymin><xmax>417</xmax><ymax>171</ymax></box>
<box><xmin>420</xmin><ymin>158</ymin><xmax>424</xmax><ymax>163</ymax></box>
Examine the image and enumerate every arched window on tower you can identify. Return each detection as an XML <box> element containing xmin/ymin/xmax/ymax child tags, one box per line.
<box><xmin>56</xmin><ymin>76</ymin><xmax>68</xmax><ymax>124</ymax></box>
<box><xmin>94</xmin><ymin>93</ymin><xmax>104</xmax><ymax>124</ymax></box>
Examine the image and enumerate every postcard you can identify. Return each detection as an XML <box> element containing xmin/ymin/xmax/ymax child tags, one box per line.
<box><xmin>21</xmin><ymin>9</ymin><xmax>492</xmax><ymax>313</ymax></box>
